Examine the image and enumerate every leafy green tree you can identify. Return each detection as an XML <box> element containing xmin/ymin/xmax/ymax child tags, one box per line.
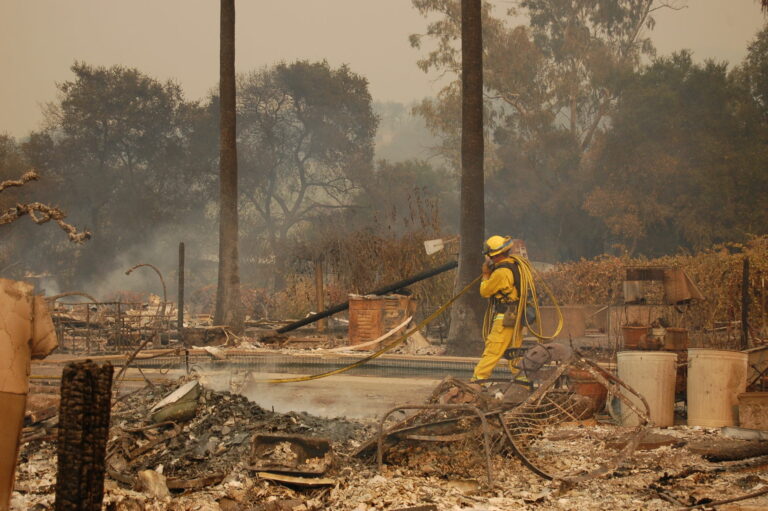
<box><xmin>411</xmin><ymin>0</ymin><xmax>674</xmax><ymax>157</ymax></box>
<box><xmin>586</xmin><ymin>51</ymin><xmax>768</xmax><ymax>253</ymax></box>
<box><xmin>17</xmin><ymin>62</ymin><xmax>207</xmax><ymax>289</ymax></box>
<box><xmin>737</xmin><ymin>23</ymin><xmax>768</xmax><ymax>119</ymax></box>
<box><xmin>235</xmin><ymin>60</ymin><xmax>377</xmax><ymax>286</ymax></box>
<box><xmin>410</xmin><ymin>0</ymin><xmax>683</xmax><ymax>260</ymax></box>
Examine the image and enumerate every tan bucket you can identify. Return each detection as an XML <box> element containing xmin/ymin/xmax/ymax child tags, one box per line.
<box><xmin>687</xmin><ymin>349</ymin><xmax>747</xmax><ymax>427</ymax></box>
<box><xmin>617</xmin><ymin>351</ymin><xmax>678</xmax><ymax>426</ymax></box>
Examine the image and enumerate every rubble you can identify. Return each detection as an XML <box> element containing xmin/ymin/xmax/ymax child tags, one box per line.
<box><xmin>148</xmin><ymin>380</ymin><xmax>201</xmax><ymax>423</ymax></box>
<box><xmin>136</xmin><ymin>470</ymin><xmax>170</xmax><ymax>500</ymax></box>
<box><xmin>12</xmin><ymin>375</ymin><xmax>768</xmax><ymax>510</ymax></box>
<box><xmin>105</xmin><ymin>381</ymin><xmax>366</xmax><ymax>483</ymax></box>
<box><xmin>249</xmin><ymin>435</ymin><xmax>333</xmax><ymax>475</ymax></box>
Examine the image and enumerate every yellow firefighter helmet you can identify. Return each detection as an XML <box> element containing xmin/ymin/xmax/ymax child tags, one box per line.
<box><xmin>483</xmin><ymin>235</ymin><xmax>513</xmax><ymax>257</ymax></box>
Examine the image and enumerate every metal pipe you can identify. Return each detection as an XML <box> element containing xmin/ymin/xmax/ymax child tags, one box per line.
<box><xmin>276</xmin><ymin>260</ymin><xmax>458</xmax><ymax>333</ymax></box>
<box><xmin>125</xmin><ymin>262</ymin><xmax>168</xmax><ymax>338</ymax></box>
<box><xmin>178</xmin><ymin>242</ymin><xmax>185</xmax><ymax>344</ymax></box>
<box><xmin>315</xmin><ymin>259</ymin><xmax>326</xmax><ymax>333</ymax></box>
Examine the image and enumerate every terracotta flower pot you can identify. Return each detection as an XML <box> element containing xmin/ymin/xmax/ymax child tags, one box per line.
<box><xmin>622</xmin><ymin>325</ymin><xmax>648</xmax><ymax>350</ymax></box>
<box><xmin>567</xmin><ymin>368</ymin><xmax>608</xmax><ymax>414</ymax></box>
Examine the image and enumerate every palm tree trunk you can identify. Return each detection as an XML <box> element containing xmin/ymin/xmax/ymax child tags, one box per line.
<box><xmin>446</xmin><ymin>0</ymin><xmax>486</xmax><ymax>355</ymax></box>
<box><xmin>214</xmin><ymin>0</ymin><xmax>243</xmax><ymax>332</ymax></box>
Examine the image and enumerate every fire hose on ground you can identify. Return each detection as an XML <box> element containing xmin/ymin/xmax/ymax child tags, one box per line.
<box><xmin>258</xmin><ymin>258</ymin><xmax>564</xmax><ymax>384</ymax></box>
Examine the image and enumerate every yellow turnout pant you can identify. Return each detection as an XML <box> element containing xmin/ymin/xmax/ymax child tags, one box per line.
<box><xmin>472</xmin><ymin>314</ymin><xmax>523</xmax><ymax>381</ymax></box>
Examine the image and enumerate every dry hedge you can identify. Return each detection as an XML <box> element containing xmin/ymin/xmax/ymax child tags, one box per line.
<box><xmin>542</xmin><ymin>235</ymin><xmax>768</xmax><ymax>340</ymax></box>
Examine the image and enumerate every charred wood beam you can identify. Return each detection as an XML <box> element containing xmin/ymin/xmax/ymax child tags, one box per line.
<box><xmin>689</xmin><ymin>440</ymin><xmax>768</xmax><ymax>462</ymax></box>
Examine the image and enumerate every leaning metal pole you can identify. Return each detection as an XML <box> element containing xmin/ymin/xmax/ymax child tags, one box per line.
<box><xmin>276</xmin><ymin>260</ymin><xmax>458</xmax><ymax>333</ymax></box>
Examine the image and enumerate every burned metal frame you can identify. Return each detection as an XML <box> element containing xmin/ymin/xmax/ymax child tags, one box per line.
<box><xmin>51</xmin><ymin>300</ymin><xmax>173</xmax><ymax>354</ymax></box>
<box><xmin>377</xmin><ymin>404</ymin><xmax>495</xmax><ymax>486</ymax></box>
<box><xmin>372</xmin><ymin>351</ymin><xmax>653</xmax><ymax>484</ymax></box>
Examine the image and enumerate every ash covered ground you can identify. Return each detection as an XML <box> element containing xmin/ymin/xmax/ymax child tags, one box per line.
<box><xmin>13</xmin><ymin>380</ymin><xmax>768</xmax><ymax>511</ymax></box>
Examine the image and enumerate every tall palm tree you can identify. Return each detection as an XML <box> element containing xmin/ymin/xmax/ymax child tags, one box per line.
<box><xmin>446</xmin><ymin>0</ymin><xmax>486</xmax><ymax>355</ymax></box>
<box><xmin>214</xmin><ymin>0</ymin><xmax>243</xmax><ymax>332</ymax></box>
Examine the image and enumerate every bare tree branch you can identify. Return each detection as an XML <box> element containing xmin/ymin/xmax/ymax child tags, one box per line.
<box><xmin>649</xmin><ymin>1</ymin><xmax>687</xmax><ymax>14</ymax></box>
<box><xmin>0</xmin><ymin>170</ymin><xmax>39</xmax><ymax>192</ymax></box>
<box><xmin>0</xmin><ymin>169</ymin><xmax>90</xmax><ymax>243</ymax></box>
<box><xmin>1</xmin><ymin>202</ymin><xmax>91</xmax><ymax>243</ymax></box>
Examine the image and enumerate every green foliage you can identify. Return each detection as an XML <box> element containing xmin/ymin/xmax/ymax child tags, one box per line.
<box><xmin>2</xmin><ymin>63</ymin><xmax>214</xmax><ymax>291</ymax></box>
<box><xmin>235</xmin><ymin>60</ymin><xmax>378</xmax><ymax>279</ymax></box>
<box><xmin>410</xmin><ymin>0</ymin><xmax>672</xmax><ymax>260</ymax></box>
<box><xmin>740</xmin><ymin>24</ymin><xmax>768</xmax><ymax>115</ymax></box>
<box><xmin>411</xmin><ymin>0</ymin><xmax>662</xmax><ymax>150</ymax></box>
<box><xmin>0</xmin><ymin>135</ymin><xmax>31</xmax><ymax>210</ymax></box>
<box><xmin>586</xmin><ymin>51</ymin><xmax>768</xmax><ymax>253</ymax></box>
<box><xmin>410</xmin><ymin>1</ymin><xmax>768</xmax><ymax>262</ymax></box>
<box><xmin>1</xmin><ymin>60</ymin><xmax>380</xmax><ymax>295</ymax></box>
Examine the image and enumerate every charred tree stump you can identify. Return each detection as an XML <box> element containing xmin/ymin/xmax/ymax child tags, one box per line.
<box><xmin>55</xmin><ymin>361</ymin><xmax>113</xmax><ymax>511</ymax></box>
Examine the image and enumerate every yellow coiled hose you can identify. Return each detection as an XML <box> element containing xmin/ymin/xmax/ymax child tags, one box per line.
<box><xmin>481</xmin><ymin>255</ymin><xmax>563</xmax><ymax>342</ymax></box>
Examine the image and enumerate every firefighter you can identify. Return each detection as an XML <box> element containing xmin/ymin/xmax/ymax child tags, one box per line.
<box><xmin>471</xmin><ymin>235</ymin><xmax>523</xmax><ymax>381</ymax></box>
<box><xmin>0</xmin><ymin>279</ymin><xmax>57</xmax><ymax>511</ymax></box>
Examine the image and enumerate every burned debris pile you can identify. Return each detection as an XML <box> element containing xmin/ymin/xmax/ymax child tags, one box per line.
<box><xmin>9</xmin><ymin>247</ymin><xmax>768</xmax><ymax>510</ymax></box>
<box><xmin>108</xmin><ymin>383</ymin><xmax>367</xmax><ymax>483</ymax></box>
<box><xmin>12</xmin><ymin>371</ymin><xmax>768</xmax><ymax>510</ymax></box>
<box><xmin>16</xmin><ymin>381</ymin><xmax>372</xmax><ymax>510</ymax></box>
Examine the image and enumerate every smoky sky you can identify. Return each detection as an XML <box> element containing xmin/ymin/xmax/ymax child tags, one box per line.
<box><xmin>0</xmin><ymin>0</ymin><xmax>764</xmax><ymax>137</ymax></box>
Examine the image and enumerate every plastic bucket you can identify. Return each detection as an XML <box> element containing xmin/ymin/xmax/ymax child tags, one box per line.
<box><xmin>617</xmin><ymin>351</ymin><xmax>678</xmax><ymax>426</ymax></box>
<box><xmin>687</xmin><ymin>349</ymin><xmax>747</xmax><ymax>427</ymax></box>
